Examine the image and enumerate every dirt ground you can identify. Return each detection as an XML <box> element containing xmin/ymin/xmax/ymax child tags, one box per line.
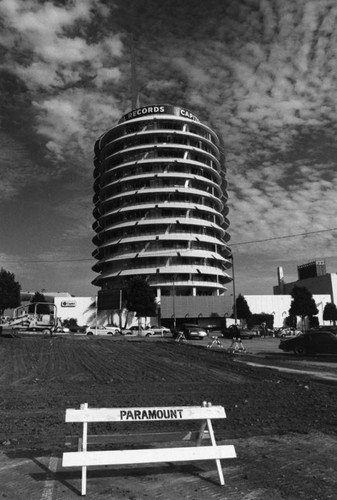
<box><xmin>0</xmin><ymin>334</ymin><xmax>336</xmax><ymax>499</ymax></box>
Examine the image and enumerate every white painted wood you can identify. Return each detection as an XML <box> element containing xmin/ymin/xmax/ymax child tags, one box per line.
<box><xmin>63</xmin><ymin>444</ymin><xmax>237</xmax><ymax>468</ymax></box>
<box><xmin>206</xmin><ymin>418</ymin><xmax>225</xmax><ymax>486</ymax></box>
<box><xmin>196</xmin><ymin>420</ymin><xmax>207</xmax><ymax>446</ymax></box>
<box><xmin>62</xmin><ymin>402</ymin><xmax>236</xmax><ymax>495</ymax></box>
<box><xmin>81</xmin><ymin>403</ymin><xmax>88</xmax><ymax>496</ymax></box>
<box><xmin>65</xmin><ymin>405</ymin><xmax>226</xmax><ymax>423</ymax></box>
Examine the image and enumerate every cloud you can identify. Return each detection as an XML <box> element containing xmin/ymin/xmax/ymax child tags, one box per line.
<box><xmin>1</xmin><ymin>0</ymin><xmax>337</xmax><ymax>294</ymax></box>
<box><xmin>32</xmin><ymin>90</ymin><xmax>123</xmax><ymax>164</ymax></box>
<box><xmin>0</xmin><ymin>131</ymin><xmax>44</xmax><ymax>199</ymax></box>
<box><xmin>0</xmin><ymin>0</ymin><xmax>123</xmax><ymax>92</ymax></box>
<box><xmin>0</xmin><ymin>0</ymin><xmax>125</xmax><ymax>191</ymax></box>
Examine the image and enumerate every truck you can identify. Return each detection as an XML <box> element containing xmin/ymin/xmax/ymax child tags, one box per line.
<box><xmin>7</xmin><ymin>302</ymin><xmax>58</xmax><ymax>335</ymax></box>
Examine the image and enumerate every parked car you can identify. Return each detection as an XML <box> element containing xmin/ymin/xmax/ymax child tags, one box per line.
<box><xmin>146</xmin><ymin>325</ymin><xmax>171</xmax><ymax>336</ymax></box>
<box><xmin>120</xmin><ymin>329</ymin><xmax>134</xmax><ymax>336</ymax></box>
<box><xmin>275</xmin><ymin>327</ymin><xmax>302</xmax><ymax>338</ymax></box>
<box><xmin>279</xmin><ymin>330</ymin><xmax>337</xmax><ymax>356</ymax></box>
<box><xmin>179</xmin><ymin>324</ymin><xmax>208</xmax><ymax>340</ymax></box>
<box><xmin>307</xmin><ymin>326</ymin><xmax>337</xmax><ymax>335</ymax></box>
<box><xmin>56</xmin><ymin>327</ymin><xmax>70</xmax><ymax>333</ymax></box>
<box><xmin>121</xmin><ymin>326</ymin><xmax>156</xmax><ymax>337</ymax></box>
<box><xmin>221</xmin><ymin>325</ymin><xmax>259</xmax><ymax>339</ymax></box>
<box><xmin>86</xmin><ymin>325</ymin><xmax>120</xmax><ymax>336</ymax></box>
<box><xmin>240</xmin><ymin>329</ymin><xmax>260</xmax><ymax>339</ymax></box>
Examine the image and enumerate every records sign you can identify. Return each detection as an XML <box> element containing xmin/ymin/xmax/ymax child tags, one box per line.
<box><xmin>119</xmin><ymin>105</ymin><xmax>200</xmax><ymax>123</ymax></box>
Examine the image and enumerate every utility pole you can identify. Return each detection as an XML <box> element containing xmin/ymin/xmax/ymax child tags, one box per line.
<box><xmin>172</xmin><ymin>275</ymin><xmax>176</xmax><ymax>330</ymax></box>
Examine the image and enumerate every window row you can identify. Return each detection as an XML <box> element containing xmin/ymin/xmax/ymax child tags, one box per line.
<box><xmin>97</xmin><ymin>240</ymin><xmax>219</xmax><ymax>258</ymax></box>
<box><xmin>101</xmin><ymin>147</ymin><xmax>220</xmax><ymax>171</ymax></box>
<box><xmin>100</xmin><ymin>192</ymin><xmax>223</xmax><ymax>214</ymax></box>
<box><xmin>100</xmin><ymin>178</ymin><xmax>220</xmax><ymax>200</ymax></box>
<box><xmin>97</xmin><ymin>208</ymin><xmax>223</xmax><ymax>228</ymax></box>
<box><xmin>98</xmin><ymin>223</ymin><xmax>226</xmax><ymax>242</ymax></box>
<box><xmin>101</xmin><ymin>162</ymin><xmax>221</xmax><ymax>186</ymax></box>
<box><xmin>99</xmin><ymin>256</ymin><xmax>227</xmax><ymax>273</ymax></box>
<box><xmin>101</xmin><ymin>272</ymin><xmax>228</xmax><ymax>288</ymax></box>
<box><xmin>102</xmin><ymin>132</ymin><xmax>218</xmax><ymax>158</ymax></box>
<box><xmin>98</xmin><ymin>119</ymin><xmax>217</xmax><ymax>149</ymax></box>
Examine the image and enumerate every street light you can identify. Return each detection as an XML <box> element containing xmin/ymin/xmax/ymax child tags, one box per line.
<box><xmin>172</xmin><ymin>274</ymin><xmax>176</xmax><ymax>330</ymax></box>
<box><xmin>229</xmin><ymin>254</ymin><xmax>237</xmax><ymax>325</ymax></box>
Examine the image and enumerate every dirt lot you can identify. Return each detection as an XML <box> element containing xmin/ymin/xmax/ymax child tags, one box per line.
<box><xmin>0</xmin><ymin>334</ymin><xmax>336</xmax><ymax>499</ymax></box>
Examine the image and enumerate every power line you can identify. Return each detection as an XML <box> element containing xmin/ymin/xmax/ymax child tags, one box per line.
<box><xmin>231</xmin><ymin>227</ymin><xmax>337</xmax><ymax>247</ymax></box>
<box><xmin>0</xmin><ymin>258</ymin><xmax>93</xmax><ymax>264</ymax></box>
<box><xmin>0</xmin><ymin>226</ymin><xmax>336</xmax><ymax>264</ymax></box>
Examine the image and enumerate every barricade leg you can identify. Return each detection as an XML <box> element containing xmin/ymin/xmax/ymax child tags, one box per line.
<box><xmin>81</xmin><ymin>403</ymin><xmax>88</xmax><ymax>496</ymax></box>
<box><xmin>206</xmin><ymin>403</ymin><xmax>225</xmax><ymax>486</ymax></box>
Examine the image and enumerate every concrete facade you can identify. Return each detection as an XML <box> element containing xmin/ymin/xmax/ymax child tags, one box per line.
<box><xmin>92</xmin><ymin>104</ymin><xmax>231</xmax><ymax>312</ymax></box>
<box><xmin>245</xmin><ymin>294</ymin><xmax>330</xmax><ymax>328</ymax></box>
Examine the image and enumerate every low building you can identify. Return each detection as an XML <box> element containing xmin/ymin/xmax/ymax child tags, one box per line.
<box><xmin>54</xmin><ymin>293</ymin><xmax>331</xmax><ymax>330</ymax></box>
<box><xmin>245</xmin><ymin>294</ymin><xmax>330</xmax><ymax>329</ymax></box>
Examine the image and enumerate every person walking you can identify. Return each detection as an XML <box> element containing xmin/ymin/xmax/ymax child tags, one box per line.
<box><xmin>260</xmin><ymin>322</ymin><xmax>267</xmax><ymax>338</ymax></box>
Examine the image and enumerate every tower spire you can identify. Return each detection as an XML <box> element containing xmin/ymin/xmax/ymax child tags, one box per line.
<box><xmin>130</xmin><ymin>34</ymin><xmax>140</xmax><ymax>109</ymax></box>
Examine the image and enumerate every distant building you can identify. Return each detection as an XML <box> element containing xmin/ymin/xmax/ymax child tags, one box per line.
<box><xmin>274</xmin><ymin>260</ymin><xmax>337</xmax><ymax>304</ymax></box>
<box><xmin>54</xmin><ymin>297</ymin><xmax>97</xmax><ymax>326</ymax></box>
<box><xmin>91</xmin><ymin>104</ymin><xmax>231</xmax><ymax>325</ymax></box>
<box><xmin>57</xmin><ymin>293</ymin><xmax>331</xmax><ymax>329</ymax></box>
<box><xmin>297</xmin><ymin>260</ymin><xmax>327</xmax><ymax>280</ymax></box>
<box><xmin>20</xmin><ymin>291</ymin><xmax>72</xmax><ymax>305</ymax></box>
<box><xmin>245</xmin><ymin>294</ymin><xmax>330</xmax><ymax>328</ymax></box>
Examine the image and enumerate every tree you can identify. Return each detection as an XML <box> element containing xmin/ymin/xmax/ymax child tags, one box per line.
<box><xmin>28</xmin><ymin>292</ymin><xmax>51</xmax><ymax>314</ymax></box>
<box><xmin>235</xmin><ymin>294</ymin><xmax>252</xmax><ymax>325</ymax></box>
<box><xmin>288</xmin><ymin>286</ymin><xmax>318</xmax><ymax>330</ymax></box>
<box><xmin>63</xmin><ymin>318</ymin><xmax>79</xmax><ymax>332</ymax></box>
<box><xmin>284</xmin><ymin>314</ymin><xmax>297</xmax><ymax>328</ymax></box>
<box><xmin>248</xmin><ymin>313</ymin><xmax>274</xmax><ymax>330</ymax></box>
<box><xmin>0</xmin><ymin>268</ymin><xmax>21</xmax><ymax>315</ymax></box>
<box><xmin>323</xmin><ymin>303</ymin><xmax>337</xmax><ymax>326</ymax></box>
<box><xmin>125</xmin><ymin>277</ymin><xmax>157</xmax><ymax>319</ymax></box>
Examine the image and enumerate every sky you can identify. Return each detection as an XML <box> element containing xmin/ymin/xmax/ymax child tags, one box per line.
<box><xmin>0</xmin><ymin>0</ymin><xmax>336</xmax><ymax>297</ymax></box>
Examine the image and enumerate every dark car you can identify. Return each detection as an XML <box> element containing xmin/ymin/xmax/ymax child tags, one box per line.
<box><xmin>279</xmin><ymin>330</ymin><xmax>337</xmax><ymax>356</ymax></box>
<box><xmin>308</xmin><ymin>326</ymin><xmax>337</xmax><ymax>335</ymax></box>
<box><xmin>178</xmin><ymin>324</ymin><xmax>208</xmax><ymax>340</ymax></box>
<box><xmin>221</xmin><ymin>325</ymin><xmax>259</xmax><ymax>340</ymax></box>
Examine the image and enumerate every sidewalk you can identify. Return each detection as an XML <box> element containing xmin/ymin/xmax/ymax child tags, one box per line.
<box><xmin>201</xmin><ymin>336</ymin><xmax>337</xmax><ymax>382</ymax></box>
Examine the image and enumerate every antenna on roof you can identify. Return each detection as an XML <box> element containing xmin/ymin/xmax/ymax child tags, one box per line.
<box><xmin>130</xmin><ymin>33</ymin><xmax>140</xmax><ymax>109</ymax></box>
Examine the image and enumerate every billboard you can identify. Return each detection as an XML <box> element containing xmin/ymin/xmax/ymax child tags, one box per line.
<box><xmin>97</xmin><ymin>290</ymin><xmax>122</xmax><ymax>310</ymax></box>
<box><xmin>60</xmin><ymin>300</ymin><xmax>77</xmax><ymax>307</ymax></box>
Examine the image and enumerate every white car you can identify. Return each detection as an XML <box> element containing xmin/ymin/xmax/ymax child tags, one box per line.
<box><xmin>126</xmin><ymin>326</ymin><xmax>155</xmax><ymax>337</ymax></box>
<box><xmin>146</xmin><ymin>325</ymin><xmax>171</xmax><ymax>336</ymax></box>
<box><xmin>86</xmin><ymin>325</ymin><xmax>120</xmax><ymax>336</ymax></box>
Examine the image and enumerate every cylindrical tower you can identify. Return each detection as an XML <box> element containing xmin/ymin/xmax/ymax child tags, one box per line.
<box><xmin>92</xmin><ymin>104</ymin><xmax>231</xmax><ymax>304</ymax></box>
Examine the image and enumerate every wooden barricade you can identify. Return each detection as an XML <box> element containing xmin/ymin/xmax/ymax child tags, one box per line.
<box><xmin>227</xmin><ymin>337</ymin><xmax>246</xmax><ymax>353</ymax></box>
<box><xmin>62</xmin><ymin>401</ymin><xmax>236</xmax><ymax>496</ymax></box>
<box><xmin>207</xmin><ymin>336</ymin><xmax>225</xmax><ymax>349</ymax></box>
